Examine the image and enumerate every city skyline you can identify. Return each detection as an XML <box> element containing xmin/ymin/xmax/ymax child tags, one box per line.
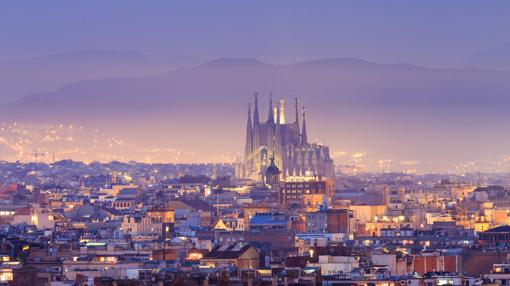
<box><xmin>2</xmin><ymin>2</ymin><xmax>510</xmax><ymax>173</ymax></box>
<box><xmin>4</xmin><ymin>3</ymin><xmax>510</xmax><ymax>285</ymax></box>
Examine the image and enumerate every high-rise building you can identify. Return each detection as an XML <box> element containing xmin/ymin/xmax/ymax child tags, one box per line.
<box><xmin>235</xmin><ymin>94</ymin><xmax>334</xmax><ymax>181</ymax></box>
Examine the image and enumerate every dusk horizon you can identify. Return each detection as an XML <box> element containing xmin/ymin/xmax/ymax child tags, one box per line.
<box><xmin>3</xmin><ymin>54</ymin><xmax>510</xmax><ymax>173</ymax></box>
<box><xmin>3</xmin><ymin>3</ymin><xmax>510</xmax><ymax>285</ymax></box>
<box><xmin>3</xmin><ymin>2</ymin><xmax>510</xmax><ymax>173</ymax></box>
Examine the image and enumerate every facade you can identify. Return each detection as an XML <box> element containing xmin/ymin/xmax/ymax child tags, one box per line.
<box><xmin>213</xmin><ymin>217</ymin><xmax>245</xmax><ymax>232</ymax></box>
<box><xmin>235</xmin><ymin>95</ymin><xmax>334</xmax><ymax>181</ymax></box>
<box><xmin>120</xmin><ymin>216</ymin><xmax>162</xmax><ymax>235</ymax></box>
<box><xmin>201</xmin><ymin>243</ymin><xmax>260</xmax><ymax>270</ymax></box>
<box><xmin>478</xmin><ymin>225</ymin><xmax>510</xmax><ymax>245</ymax></box>
<box><xmin>305</xmin><ymin>209</ymin><xmax>352</xmax><ymax>234</ymax></box>
<box><xmin>146</xmin><ymin>206</ymin><xmax>175</xmax><ymax>223</ymax></box>
<box><xmin>484</xmin><ymin>264</ymin><xmax>510</xmax><ymax>285</ymax></box>
<box><xmin>281</xmin><ymin>180</ymin><xmax>331</xmax><ymax>206</ymax></box>
<box><xmin>249</xmin><ymin>212</ymin><xmax>288</xmax><ymax>231</ymax></box>
<box><xmin>412</xmin><ymin>252</ymin><xmax>462</xmax><ymax>275</ymax></box>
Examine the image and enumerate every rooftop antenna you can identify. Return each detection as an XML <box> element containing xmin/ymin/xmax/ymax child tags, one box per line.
<box><xmin>32</xmin><ymin>150</ymin><xmax>45</xmax><ymax>165</ymax></box>
<box><xmin>216</xmin><ymin>191</ymin><xmax>220</xmax><ymax>217</ymax></box>
<box><xmin>32</xmin><ymin>150</ymin><xmax>45</xmax><ymax>177</ymax></box>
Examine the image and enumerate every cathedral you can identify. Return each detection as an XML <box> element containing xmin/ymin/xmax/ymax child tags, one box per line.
<box><xmin>235</xmin><ymin>94</ymin><xmax>334</xmax><ymax>181</ymax></box>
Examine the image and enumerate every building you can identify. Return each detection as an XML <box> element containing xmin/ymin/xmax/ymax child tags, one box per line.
<box><xmin>478</xmin><ymin>225</ymin><xmax>510</xmax><ymax>245</ymax></box>
<box><xmin>146</xmin><ymin>206</ymin><xmax>174</xmax><ymax>224</ymax></box>
<box><xmin>200</xmin><ymin>243</ymin><xmax>260</xmax><ymax>270</ymax></box>
<box><xmin>262</xmin><ymin>156</ymin><xmax>333</xmax><ymax>207</ymax></box>
<box><xmin>119</xmin><ymin>216</ymin><xmax>162</xmax><ymax>236</ymax></box>
<box><xmin>249</xmin><ymin>212</ymin><xmax>288</xmax><ymax>231</ymax></box>
<box><xmin>213</xmin><ymin>217</ymin><xmax>245</xmax><ymax>232</ymax></box>
<box><xmin>412</xmin><ymin>252</ymin><xmax>462</xmax><ymax>275</ymax></box>
<box><xmin>309</xmin><ymin>255</ymin><xmax>359</xmax><ymax>276</ymax></box>
<box><xmin>484</xmin><ymin>264</ymin><xmax>510</xmax><ymax>285</ymax></box>
<box><xmin>282</xmin><ymin>179</ymin><xmax>331</xmax><ymax>206</ymax></box>
<box><xmin>264</xmin><ymin>157</ymin><xmax>281</xmax><ymax>193</ymax></box>
<box><xmin>305</xmin><ymin>209</ymin><xmax>352</xmax><ymax>234</ymax></box>
<box><xmin>235</xmin><ymin>95</ymin><xmax>334</xmax><ymax>181</ymax></box>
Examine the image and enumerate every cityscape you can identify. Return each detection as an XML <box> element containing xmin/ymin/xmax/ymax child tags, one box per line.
<box><xmin>3</xmin><ymin>1</ymin><xmax>510</xmax><ymax>285</ymax></box>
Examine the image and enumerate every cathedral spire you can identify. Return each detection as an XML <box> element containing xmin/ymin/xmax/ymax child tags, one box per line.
<box><xmin>279</xmin><ymin>99</ymin><xmax>286</xmax><ymax>124</ymax></box>
<box><xmin>276</xmin><ymin>100</ymin><xmax>281</xmax><ymax>124</ymax></box>
<box><xmin>294</xmin><ymin>98</ymin><xmax>300</xmax><ymax>134</ymax></box>
<box><xmin>267</xmin><ymin>92</ymin><xmax>275</xmax><ymax>124</ymax></box>
<box><xmin>253</xmin><ymin>93</ymin><xmax>260</xmax><ymax>126</ymax></box>
<box><xmin>245</xmin><ymin>103</ymin><xmax>253</xmax><ymax>156</ymax></box>
<box><xmin>301</xmin><ymin>106</ymin><xmax>307</xmax><ymax>145</ymax></box>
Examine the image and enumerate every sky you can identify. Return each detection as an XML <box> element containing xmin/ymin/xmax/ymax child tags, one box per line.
<box><xmin>2</xmin><ymin>1</ymin><xmax>510</xmax><ymax>173</ymax></box>
<box><xmin>2</xmin><ymin>1</ymin><xmax>510</xmax><ymax>66</ymax></box>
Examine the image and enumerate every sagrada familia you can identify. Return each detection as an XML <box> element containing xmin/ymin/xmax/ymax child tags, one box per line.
<box><xmin>235</xmin><ymin>94</ymin><xmax>334</xmax><ymax>181</ymax></box>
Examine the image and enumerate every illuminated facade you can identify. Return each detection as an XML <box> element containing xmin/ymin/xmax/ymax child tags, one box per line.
<box><xmin>235</xmin><ymin>94</ymin><xmax>334</xmax><ymax>181</ymax></box>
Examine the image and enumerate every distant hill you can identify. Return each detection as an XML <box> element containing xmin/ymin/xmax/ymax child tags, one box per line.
<box><xmin>3</xmin><ymin>56</ymin><xmax>510</xmax><ymax>120</ymax></box>
<box><xmin>459</xmin><ymin>43</ymin><xmax>510</xmax><ymax>71</ymax></box>
<box><xmin>0</xmin><ymin>50</ymin><xmax>203</xmax><ymax>103</ymax></box>
<box><xmin>2</xmin><ymin>57</ymin><xmax>510</xmax><ymax>172</ymax></box>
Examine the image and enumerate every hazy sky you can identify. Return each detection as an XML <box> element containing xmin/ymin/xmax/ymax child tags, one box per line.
<box><xmin>2</xmin><ymin>1</ymin><xmax>510</xmax><ymax>173</ymax></box>
<box><xmin>2</xmin><ymin>1</ymin><xmax>510</xmax><ymax>66</ymax></box>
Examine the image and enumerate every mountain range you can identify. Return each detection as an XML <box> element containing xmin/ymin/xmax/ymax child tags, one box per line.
<box><xmin>0</xmin><ymin>50</ymin><xmax>202</xmax><ymax>104</ymax></box>
<box><xmin>2</xmin><ymin>55</ymin><xmax>510</xmax><ymax>172</ymax></box>
<box><xmin>459</xmin><ymin>43</ymin><xmax>510</xmax><ymax>71</ymax></box>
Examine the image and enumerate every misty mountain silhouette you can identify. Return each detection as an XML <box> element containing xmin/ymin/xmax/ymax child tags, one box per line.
<box><xmin>0</xmin><ymin>50</ymin><xmax>203</xmax><ymax>104</ymax></box>
<box><xmin>459</xmin><ymin>43</ymin><xmax>510</xmax><ymax>71</ymax></box>
<box><xmin>2</xmin><ymin>57</ymin><xmax>510</xmax><ymax>171</ymax></box>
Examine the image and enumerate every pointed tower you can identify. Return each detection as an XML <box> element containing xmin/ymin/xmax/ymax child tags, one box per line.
<box><xmin>294</xmin><ymin>98</ymin><xmax>299</xmax><ymax>125</ymax></box>
<box><xmin>266</xmin><ymin>93</ymin><xmax>276</xmax><ymax>155</ymax></box>
<box><xmin>252</xmin><ymin>93</ymin><xmax>260</xmax><ymax>152</ymax></box>
<box><xmin>245</xmin><ymin>103</ymin><xmax>253</xmax><ymax>158</ymax></box>
<box><xmin>301</xmin><ymin>106</ymin><xmax>308</xmax><ymax>145</ymax></box>
<box><xmin>267</xmin><ymin>93</ymin><xmax>275</xmax><ymax>124</ymax></box>
<box><xmin>279</xmin><ymin>99</ymin><xmax>286</xmax><ymax>124</ymax></box>
<box><xmin>276</xmin><ymin>101</ymin><xmax>281</xmax><ymax>124</ymax></box>
<box><xmin>294</xmin><ymin>98</ymin><xmax>300</xmax><ymax>143</ymax></box>
<box><xmin>253</xmin><ymin>93</ymin><xmax>260</xmax><ymax>126</ymax></box>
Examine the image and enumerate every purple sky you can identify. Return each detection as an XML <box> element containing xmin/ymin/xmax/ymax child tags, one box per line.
<box><xmin>2</xmin><ymin>1</ymin><xmax>510</xmax><ymax>173</ymax></box>
<box><xmin>2</xmin><ymin>1</ymin><xmax>510</xmax><ymax>66</ymax></box>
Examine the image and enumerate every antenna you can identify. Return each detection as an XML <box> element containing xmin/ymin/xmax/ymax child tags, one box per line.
<box><xmin>32</xmin><ymin>150</ymin><xmax>45</xmax><ymax>176</ymax></box>
<box><xmin>216</xmin><ymin>191</ymin><xmax>219</xmax><ymax>217</ymax></box>
<box><xmin>32</xmin><ymin>150</ymin><xmax>45</xmax><ymax>164</ymax></box>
